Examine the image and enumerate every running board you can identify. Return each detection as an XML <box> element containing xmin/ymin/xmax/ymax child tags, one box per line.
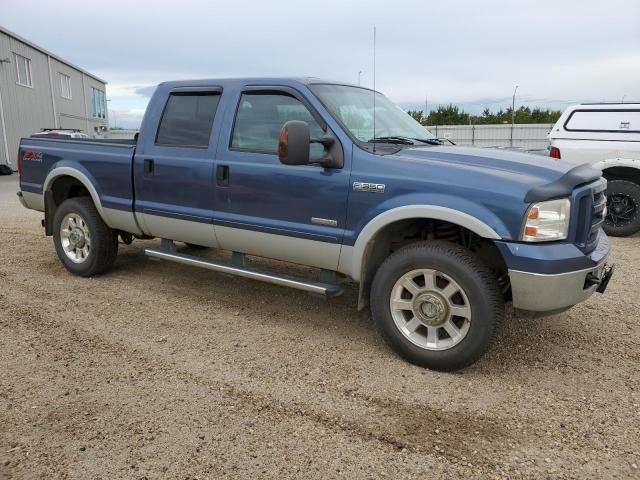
<box><xmin>145</xmin><ymin>248</ymin><xmax>343</xmax><ymax>297</ymax></box>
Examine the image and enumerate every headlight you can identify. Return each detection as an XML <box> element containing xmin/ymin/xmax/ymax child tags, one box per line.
<box><xmin>522</xmin><ymin>198</ymin><xmax>571</xmax><ymax>242</ymax></box>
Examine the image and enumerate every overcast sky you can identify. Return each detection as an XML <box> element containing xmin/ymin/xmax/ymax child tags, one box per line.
<box><xmin>3</xmin><ymin>0</ymin><xmax>639</xmax><ymax>127</ymax></box>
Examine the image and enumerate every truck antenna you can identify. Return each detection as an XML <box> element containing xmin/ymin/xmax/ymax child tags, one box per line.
<box><xmin>373</xmin><ymin>26</ymin><xmax>377</xmax><ymax>153</ymax></box>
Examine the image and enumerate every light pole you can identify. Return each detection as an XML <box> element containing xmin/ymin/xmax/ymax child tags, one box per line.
<box><xmin>358</xmin><ymin>71</ymin><xmax>362</xmax><ymax>86</ymax></box>
<box><xmin>510</xmin><ymin>85</ymin><xmax>518</xmax><ymax>148</ymax></box>
<box><xmin>511</xmin><ymin>85</ymin><xmax>519</xmax><ymax>126</ymax></box>
<box><xmin>425</xmin><ymin>95</ymin><xmax>428</xmax><ymax>121</ymax></box>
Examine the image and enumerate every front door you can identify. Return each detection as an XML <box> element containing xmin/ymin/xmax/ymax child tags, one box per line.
<box><xmin>213</xmin><ymin>87</ymin><xmax>351</xmax><ymax>270</ymax></box>
<box><xmin>133</xmin><ymin>87</ymin><xmax>222</xmax><ymax>246</ymax></box>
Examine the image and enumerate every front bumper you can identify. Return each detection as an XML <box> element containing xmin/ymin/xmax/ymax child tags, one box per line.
<box><xmin>509</xmin><ymin>259</ymin><xmax>613</xmax><ymax>311</ymax></box>
<box><xmin>502</xmin><ymin>232</ymin><xmax>613</xmax><ymax>312</ymax></box>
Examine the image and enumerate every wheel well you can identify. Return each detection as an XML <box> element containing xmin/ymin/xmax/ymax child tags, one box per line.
<box><xmin>602</xmin><ymin>166</ymin><xmax>640</xmax><ymax>184</ymax></box>
<box><xmin>50</xmin><ymin>176</ymin><xmax>91</xmax><ymax>207</ymax></box>
<box><xmin>357</xmin><ymin>218</ymin><xmax>508</xmax><ymax>310</ymax></box>
<box><xmin>44</xmin><ymin>176</ymin><xmax>92</xmax><ymax>235</ymax></box>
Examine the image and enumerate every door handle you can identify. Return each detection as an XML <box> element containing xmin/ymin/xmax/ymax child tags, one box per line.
<box><xmin>143</xmin><ymin>159</ymin><xmax>154</xmax><ymax>175</ymax></box>
<box><xmin>216</xmin><ymin>165</ymin><xmax>229</xmax><ymax>186</ymax></box>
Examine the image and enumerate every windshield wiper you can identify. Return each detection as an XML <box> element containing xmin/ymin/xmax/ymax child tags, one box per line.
<box><xmin>411</xmin><ymin>137</ymin><xmax>446</xmax><ymax>145</ymax></box>
<box><xmin>367</xmin><ymin>136</ymin><xmax>415</xmax><ymax>145</ymax></box>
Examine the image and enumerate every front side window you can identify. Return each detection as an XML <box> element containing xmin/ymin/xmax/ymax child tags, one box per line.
<box><xmin>14</xmin><ymin>53</ymin><xmax>33</xmax><ymax>87</ymax></box>
<box><xmin>155</xmin><ymin>92</ymin><xmax>220</xmax><ymax>147</ymax></box>
<box><xmin>60</xmin><ymin>73</ymin><xmax>72</xmax><ymax>99</ymax></box>
<box><xmin>310</xmin><ymin>84</ymin><xmax>436</xmax><ymax>143</ymax></box>
<box><xmin>231</xmin><ymin>91</ymin><xmax>327</xmax><ymax>160</ymax></box>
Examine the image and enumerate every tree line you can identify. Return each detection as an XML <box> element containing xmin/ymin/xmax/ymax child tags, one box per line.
<box><xmin>407</xmin><ymin>104</ymin><xmax>563</xmax><ymax>125</ymax></box>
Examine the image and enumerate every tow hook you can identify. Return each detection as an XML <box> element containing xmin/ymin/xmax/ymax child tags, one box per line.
<box><xmin>587</xmin><ymin>264</ymin><xmax>615</xmax><ymax>294</ymax></box>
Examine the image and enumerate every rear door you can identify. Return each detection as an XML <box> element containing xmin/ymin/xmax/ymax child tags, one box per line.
<box><xmin>133</xmin><ymin>87</ymin><xmax>222</xmax><ymax>246</ymax></box>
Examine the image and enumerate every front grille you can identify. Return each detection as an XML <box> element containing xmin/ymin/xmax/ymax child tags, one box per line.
<box><xmin>589</xmin><ymin>190</ymin><xmax>606</xmax><ymax>244</ymax></box>
<box><xmin>576</xmin><ymin>181</ymin><xmax>606</xmax><ymax>252</ymax></box>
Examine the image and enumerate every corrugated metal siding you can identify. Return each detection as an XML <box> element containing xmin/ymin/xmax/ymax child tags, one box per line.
<box><xmin>0</xmin><ymin>31</ymin><xmax>55</xmax><ymax>166</ymax></box>
<box><xmin>425</xmin><ymin>124</ymin><xmax>553</xmax><ymax>151</ymax></box>
<box><xmin>0</xmin><ymin>29</ymin><xmax>107</xmax><ymax>167</ymax></box>
<box><xmin>0</xmin><ymin>113</ymin><xmax>7</xmax><ymax>166</ymax></box>
<box><xmin>50</xmin><ymin>57</ymin><xmax>88</xmax><ymax>127</ymax></box>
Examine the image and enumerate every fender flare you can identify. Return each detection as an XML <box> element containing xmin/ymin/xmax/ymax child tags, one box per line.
<box><xmin>593</xmin><ymin>157</ymin><xmax>640</xmax><ymax>173</ymax></box>
<box><xmin>348</xmin><ymin>205</ymin><xmax>501</xmax><ymax>281</ymax></box>
<box><xmin>43</xmin><ymin>166</ymin><xmax>107</xmax><ymax>218</ymax></box>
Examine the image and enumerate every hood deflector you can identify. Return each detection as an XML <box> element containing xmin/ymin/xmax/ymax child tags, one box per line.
<box><xmin>524</xmin><ymin>163</ymin><xmax>601</xmax><ymax>203</ymax></box>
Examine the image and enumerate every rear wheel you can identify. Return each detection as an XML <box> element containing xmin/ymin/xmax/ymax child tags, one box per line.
<box><xmin>53</xmin><ymin>197</ymin><xmax>118</xmax><ymax>276</ymax></box>
<box><xmin>604</xmin><ymin>179</ymin><xmax>640</xmax><ymax>237</ymax></box>
<box><xmin>370</xmin><ymin>241</ymin><xmax>503</xmax><ymax>371</ymax></box>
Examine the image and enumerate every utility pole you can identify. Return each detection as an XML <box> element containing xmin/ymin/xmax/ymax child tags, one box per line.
<box><xmin>510</xmin><ymin>85</ymin><xmax>518</xmax><ymax>148</ymax></box>
<box><xmin>358</xmin><ymin>71</ymin><xmax>362</xmax><ymax>86</ymax></box>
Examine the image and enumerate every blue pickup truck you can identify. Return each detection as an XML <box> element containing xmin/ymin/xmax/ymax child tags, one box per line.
<box><xmin>17</xmin><ymin>77</ymin><xmax>614</xmax><ymax>371</ymax></box>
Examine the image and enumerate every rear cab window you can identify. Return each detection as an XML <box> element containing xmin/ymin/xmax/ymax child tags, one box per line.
<box><xmin>156</xmin><ymin>92</ymin><xmax>221</xmax><ymax>147</ymax></box>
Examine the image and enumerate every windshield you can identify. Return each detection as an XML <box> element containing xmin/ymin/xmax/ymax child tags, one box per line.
<box><xmin>310</xmin><ymin>84</ymin><xmax>436</xmax><ymax>143</ymax></box>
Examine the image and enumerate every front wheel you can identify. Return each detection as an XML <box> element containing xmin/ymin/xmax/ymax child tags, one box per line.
<box><xmin>52</xmin><ymin>197</ymin><xmax>118</xmax><ymax>276</ymax></box>
<box><xmin>370</xmin><ymin>241</ymin><xmax>503</xmax><ymax>371</ymax></box>
<box><xmin>604</xmin><ymin>179</ymin><xmax>640</xmax><ymax>237</ymax></box>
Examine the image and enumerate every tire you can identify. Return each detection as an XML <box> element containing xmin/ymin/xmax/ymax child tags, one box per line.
<box><xmin>52</xmin><ymin>197</ymin><xmax>118</xmax><ymax>277</ymax></box>
<box><xmin>604</xmin><ymin>179</ymin><xmax>640</xmax><ymax>237</ymax></box>
<box><xmin>370</xmin><ymin>241</ymin><xmax>503</xmax><ymax>371</ymax></box>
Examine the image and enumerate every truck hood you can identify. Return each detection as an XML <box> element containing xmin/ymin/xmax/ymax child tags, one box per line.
<box><xmin>391</xmin><ymin>145</ymin><xmax>572</xmax><ymax>191</ymax></box>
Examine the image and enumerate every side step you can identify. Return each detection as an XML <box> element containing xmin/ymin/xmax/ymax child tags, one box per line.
<box><xmin>145</xmin><ymin>248</ymin><xmax>343</xmax><ymax>297</ymax></box>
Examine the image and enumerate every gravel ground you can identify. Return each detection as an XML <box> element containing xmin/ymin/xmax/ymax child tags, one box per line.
<box><xmin>0</xmin><ymin>174</ymin><xmax>638</xmax><ymax>479</ymax></box>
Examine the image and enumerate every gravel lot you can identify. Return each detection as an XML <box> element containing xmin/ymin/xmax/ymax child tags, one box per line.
<box><xmin>0</xmin><ymin>174</ymin><xmax>638</xmax><ymax>479</ymax></box>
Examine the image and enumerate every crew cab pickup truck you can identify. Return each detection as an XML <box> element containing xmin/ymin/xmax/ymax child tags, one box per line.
<box><xmin>549</xmin><ymin>103</ymin><xmax>640</xmax><ymax>237</ymax></box>
<box><xmin>17</xmin><ymin>78</ymin><xmax>614</xmax><ymax>371</ymax></box>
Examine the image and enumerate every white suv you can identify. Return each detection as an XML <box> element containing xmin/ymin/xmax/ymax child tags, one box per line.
<box><xmin>549</xmin><ymin>103</ymin><xmax>640</xmax><ymax>236</ymax></box>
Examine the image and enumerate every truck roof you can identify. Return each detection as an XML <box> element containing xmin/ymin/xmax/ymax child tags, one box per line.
<box><xmin>156</xmin><ymin>77</ymin><xmax>362</xmax><ymax>90</ymax></box>
<box><xmin>574</xmin><ymin>102</ymin><xmax>640</xmax><ymax>108</ymax></box>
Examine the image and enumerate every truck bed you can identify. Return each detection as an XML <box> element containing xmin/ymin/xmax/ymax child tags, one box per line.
<box><xmin>19</xmin><ymin>136</ymin><xmax>138</xmax><ymax>216</ymax></box>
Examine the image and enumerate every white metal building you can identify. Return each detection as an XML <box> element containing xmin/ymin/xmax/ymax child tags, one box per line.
<box><xmin>0</xmin><ymin>25</ymin><xmax>108</xmax><ymax>169</ymax></box>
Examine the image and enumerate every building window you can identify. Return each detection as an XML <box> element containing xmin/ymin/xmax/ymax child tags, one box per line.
<box><xmin>14</xmin><ymin>53</ymin><xmax>33</xmax><ymax>87</ymax></box>
<box><xmin>60</xmin><ymin>73</ymin><xmax>72</xmax><ymax>99</ymax></box>
<box><xmin>156</xmin><ymin>92</ymin><xmax>221</xmax><ymax>147</ymax></box>
<box><xmin>91</xmin><ymin>88</ymin><xmax>106</xmax><ymax>119</ymax></box>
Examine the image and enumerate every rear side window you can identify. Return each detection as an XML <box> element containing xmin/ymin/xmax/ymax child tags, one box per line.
<box><xmin>156</xmin><ymin>92</ymin><xmax>220</xmax><ymax>147</ymax></box>
<box><xmin>565</xmin><ymin>109</ymin><xmax>640</xmax><ymax>133</ymax></box>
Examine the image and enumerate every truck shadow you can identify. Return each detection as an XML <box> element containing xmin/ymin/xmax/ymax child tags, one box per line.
<box><xmin>106</xmin><ymin>241</ymin><xmax>595</xmax><ymax>375</ymax></box>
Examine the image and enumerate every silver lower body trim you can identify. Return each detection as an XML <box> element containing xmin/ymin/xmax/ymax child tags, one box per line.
<box><xmin>509</xmin><ymin>257</ymin><xmax>609</xmax><ymax>312</ymax></box>
<box><xmin>19</xmin><ymin>191</ymin><xmax>44</xmax><ymax>211</ymax></box>
<box><xmin>139</xmin><ymin>213</ymin><xmax>218</xmax><ymax>247</ymax></box>
<box><xmin>215</xmin><ymin>225</ymin><xmax>341</xmax><ymax>271</ymax></box>
<box><xmin>145</xmin><ymin>248</ymin><xmax>343</xmax><ymax>296</ymax></box>
<box><xmin>103</xmin><ymin>207</ymin><xmax>143</xmax><ymax>236</ymax></box>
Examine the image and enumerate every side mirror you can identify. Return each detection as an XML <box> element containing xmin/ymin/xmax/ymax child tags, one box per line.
<box><xmin>278</xmin><ymin>120</ymin><xmax>310</xmax><ymax>166</ymax></box>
